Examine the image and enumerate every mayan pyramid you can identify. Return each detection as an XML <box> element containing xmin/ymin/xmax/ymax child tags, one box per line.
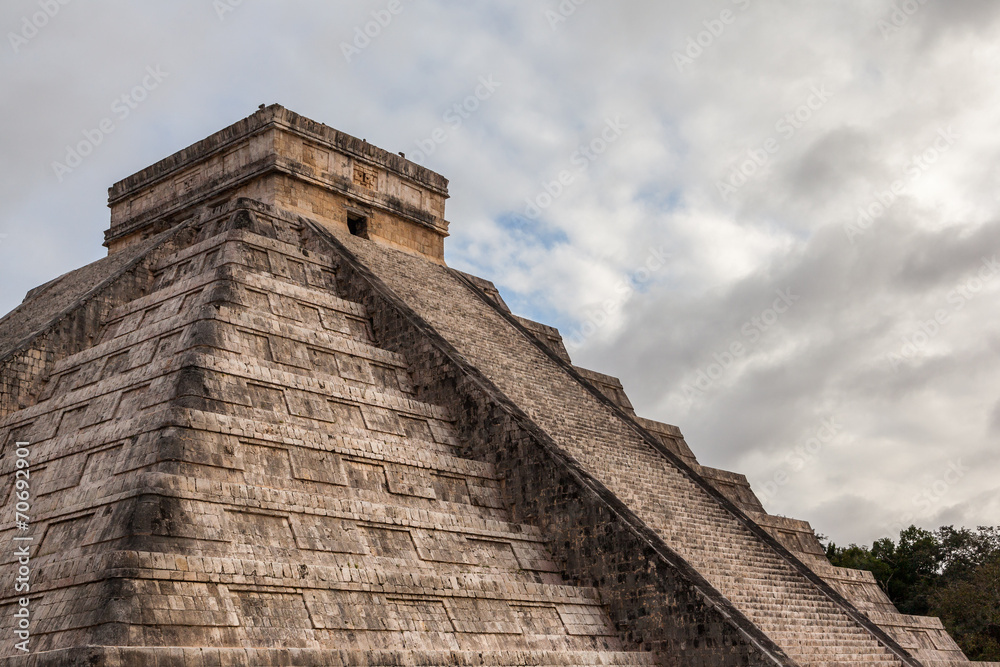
<box><xmin>0</xmin><ymin>106</ymin><xmax>991</xmax><ymax>666</ymax></box>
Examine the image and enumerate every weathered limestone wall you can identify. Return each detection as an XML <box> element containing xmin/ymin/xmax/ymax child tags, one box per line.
<box><xmin>105</xmin><ymin>107</ymin><xmax>449</xmax><ymax>262</ymax></box>
<box><xmin>0</xmin><ymin>227</ymin><xmax>193</xmax><ymax>419</ymax></box>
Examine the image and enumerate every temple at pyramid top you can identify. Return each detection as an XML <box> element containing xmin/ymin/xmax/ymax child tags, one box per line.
<box><xmin>106</xmin><ymin>104</ymin><xmax>450</xmax><ymax>261</ymax></box>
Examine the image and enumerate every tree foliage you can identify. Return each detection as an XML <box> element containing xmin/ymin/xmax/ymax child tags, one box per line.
<box><xmin>825</xmin><ymin>525</ymin><xmax>1000</xmax><ymax>661</ymax></box>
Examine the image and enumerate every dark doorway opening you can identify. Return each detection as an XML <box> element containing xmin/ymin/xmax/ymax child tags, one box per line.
<box><xmin>347</xmin><ymin>214</ymin><xmax>369</xmax><ymax>239</ymax></box>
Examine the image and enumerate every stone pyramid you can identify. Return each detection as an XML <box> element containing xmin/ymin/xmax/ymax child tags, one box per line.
<box><xmin>0</xmin><ymin>106</ymin><xmax>991</xmax><ymax>666</ymax></box>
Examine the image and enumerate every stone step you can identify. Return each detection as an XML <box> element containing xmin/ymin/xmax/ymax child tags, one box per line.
<box><xmin>0</xmin><ymin>468</ymin><xmax>539</xmax><ymax>546</ymax></box>
<box><xmin>0</xmin><ymin>551</ymin><xmax>602</xmax><ymax>612</ymax></box>
<box><xmin>25</xmin><ymin>349</ymin><xmax>458</xmax><ymax>459</ymax></box>
<box><xmin>5</xmin><ymin>647</ymin><xmax>660</xmax><ymax>667</ymax></box>
<box><xmin>66</xmin><ymin>297</ymin><xmax>406</xmax><ymax>387</ymax></box>
<box><xmin>149</xmin><ymin>227</ymin><xmax>330</xmax><ymax>288</ymax></box>
<box><xmin>0</xmin><ymin>405</ymin><xmax>470</xmax><ymax>487</ymax></box>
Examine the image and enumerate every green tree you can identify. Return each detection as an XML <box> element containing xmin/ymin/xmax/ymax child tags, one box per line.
<box><xmin>826</xmin><ymin>527</ymin><xmax>941</xmax><ymax>613</ymax></box>
<box><xmin>937</xmin><ymin>525</ymin><xmax>1000</xmax><ymax>583</ymax></box>
<box><xmin>886</xmin><ymin>526</ymin><xmax>943</xmax><ymax>614</ymax></box>
<box><xmin>931</xmin><ymin>555</ymin><xmax>1000</xmax><ymax>660</ymax></box>
<box><xmin>826</xmin><ymin>541</ymin><xmax>892</xmax><ymax>585</ymax></box>
<box><xmin>825</xmin><ymin>525</ymin><xmax>1000</xmax><ymax>660</ymax></box>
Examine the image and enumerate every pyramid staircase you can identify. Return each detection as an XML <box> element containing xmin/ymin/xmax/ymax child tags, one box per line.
<box><xmin>0</xmin><ymin>105</ymin><xmax>993</xmax><ymax>665</ymax></box>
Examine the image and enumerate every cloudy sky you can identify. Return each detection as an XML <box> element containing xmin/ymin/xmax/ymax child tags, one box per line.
<box><xmin>1</xmin><ymin>0</ymin><xmax>998</xmax><ymax>546</ymax></box>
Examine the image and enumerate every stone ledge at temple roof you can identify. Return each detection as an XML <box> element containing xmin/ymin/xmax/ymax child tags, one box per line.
<box><xmin>108</xmin><ymin>104</ymin><xmax>449</xmax><ymax>202</ymax></box>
